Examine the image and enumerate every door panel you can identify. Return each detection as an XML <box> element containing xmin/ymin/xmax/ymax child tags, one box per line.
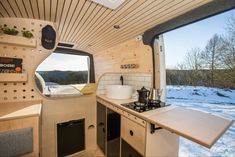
<box><xmin>121</xmin><ymin>139</ymin><xmax>143</xmax><ymax>157</ymax></box>
<box><xmin>97</xmin><ymin>102</ymin><xmax>106</xmax><ymax>155</ymax></box>
<box><xmin>107</xmin><ymin>108</ymin><xmax>120</xmax><ymax>157</ymax></box>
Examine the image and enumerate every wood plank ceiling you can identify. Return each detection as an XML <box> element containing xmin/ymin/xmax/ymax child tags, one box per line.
<box><xmin>0</xmin><ymin>0</ymin><xmax>212</xmax><ymax>53</ymax></box>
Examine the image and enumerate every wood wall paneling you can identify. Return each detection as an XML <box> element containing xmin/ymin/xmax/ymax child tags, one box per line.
<box><xmin>0</xmin><ymin>18</ymin><xmax>97</xmax><ymax>157</ymax></box>
<box><xmin>59</xmin><ymin>0</ymin><xmax>83</xmax><ymax>40</ymax></box>
<box><xmin>94</xmin><ymin>39</ymin><xmax>152</xmax><ymax>80</ymax></box>
<box><xmin>0</xmin><ymin>18</ymin><xmax>56</xmax><ymax>103</ymax></box>
<box><xmin>0</xmin><ymin>0</ymin><xmax>16</xmax><ymax>17</ymax></box>
<box><xmin>30</xmin><ymin>0</ymin><xmax>40</xmax><ymax>19</ymax></box>
<box><xmin>87</xmin><ymin>0</ymin><xmax>209</xmax><ymax>53</ymax></box>
<box><xmin>77</xmin><ymin>0</ymin><xmax>141</xmax><ymax>49</ymax></box>
<box><xmin>0</xmin><ymin>0</ymin><xmax>213</xmax><ymax>53</ymax></box>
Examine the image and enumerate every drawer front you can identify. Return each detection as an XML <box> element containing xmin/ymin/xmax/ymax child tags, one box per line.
<box><xmin>121</xmin><ymin>116</ymin><xmax>145</xmax><ymax>155</ymax></box>
<box><xmin>123</xmin><ymin>112</ymin><xmax>146</xmax><ymax>127</ymax></box>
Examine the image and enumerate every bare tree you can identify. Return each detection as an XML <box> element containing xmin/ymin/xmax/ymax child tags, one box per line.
<box><xmin>214</xmin><ymin>14</ymin><xmax>235</xmax><ymax>88</ymax></box>
<box><xmin>175</xmin><ymin>62</ymin><xmax>186</xmax><ymax>70</ymax></box>
<box><xmin>201</xmin><ymin>34</ymin><xmax>223</xmax><ymax>86</ymax></box>
<box><xmin>166</xmin><ymin>14</ymin><xmax>235</xmax><ymax>88</ymax></box>
<box><xmin>226</xmin><ymin>14</ymin><xmax>235</xmax><ymax>39</ymax></box>
<box><xmin>221</xmin><ymin>14</ymin><xmax>235</xmax><ymax>71</ymax></box>
<box><xmin>185</xmin><ymin>48</ymin><xmax>202</xmax><ymax>70</ymax></box>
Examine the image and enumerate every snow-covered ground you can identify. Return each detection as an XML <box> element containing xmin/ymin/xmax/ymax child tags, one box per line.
<box><xmin>166</xmin><ymin>86</ymin><xmax>235</xmax><ymax>157</ymax></box>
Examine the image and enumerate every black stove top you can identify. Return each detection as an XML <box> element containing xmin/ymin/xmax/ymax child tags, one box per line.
<box><xmin>121</xmin><ymin>100</ymin><xmax>169</xmax><ymax>113</ymax></box>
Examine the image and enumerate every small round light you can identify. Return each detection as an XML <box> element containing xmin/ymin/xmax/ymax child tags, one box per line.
<box><xmin>114</xmin><ymin>25</ymin><xmax>120</xmax><ymax>29</ymax></box>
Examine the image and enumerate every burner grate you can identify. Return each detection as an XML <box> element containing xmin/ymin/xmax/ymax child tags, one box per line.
<box><xmin>121</xmin><ymin>101</ymin><xmax>165</xmax><ymax>113</ymax></box>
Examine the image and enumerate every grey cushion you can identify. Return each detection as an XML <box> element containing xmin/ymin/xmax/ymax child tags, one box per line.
<box><xmin>0</xmin><ymin>128</ymin><xmax>33</xmax><ymax>157</ymax></box>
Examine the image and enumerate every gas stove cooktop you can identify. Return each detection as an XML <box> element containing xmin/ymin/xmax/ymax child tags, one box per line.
<box><xmin>121</xmin><ymin>101</ymin><xmax>169</xmax><ymax>113</ymax></box>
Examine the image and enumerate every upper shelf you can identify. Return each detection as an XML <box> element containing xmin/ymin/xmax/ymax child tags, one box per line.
<box><xmin>0</xmin><ymin>34</ymin><xmax>37</xmax><ymax>48</ymax></box>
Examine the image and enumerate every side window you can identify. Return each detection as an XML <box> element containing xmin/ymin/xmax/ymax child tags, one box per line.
<box><xmin>35</xmin><ymin>48</ymin><xmax>95</xmax><ymax>97</ymax></box>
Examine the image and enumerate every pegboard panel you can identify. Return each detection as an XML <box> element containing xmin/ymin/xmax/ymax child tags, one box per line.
<box><xmin>0</xmin><ymin>18</ymin><xmax>57</xmax><ymax>103</ymax></box>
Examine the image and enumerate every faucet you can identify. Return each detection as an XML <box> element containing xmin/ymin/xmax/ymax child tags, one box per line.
<box><xmin>120</xmin><ymin>75</ymin><xmax>124</xmax><ymax>85</ymax></box>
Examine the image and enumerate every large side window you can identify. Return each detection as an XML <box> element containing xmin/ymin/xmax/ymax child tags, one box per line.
<box><xmin>35</xmin><ymin>48</ymin><xmax>95</xmax><ymax>97</ymax></box>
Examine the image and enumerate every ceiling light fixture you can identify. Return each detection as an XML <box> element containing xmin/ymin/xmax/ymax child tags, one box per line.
<box><xmin>114</xmin><ymin>25</ymin><xmax>120</xmax><ymax>29</ymax></box>
<box><xmin>91</xmin><ymin>0</ymin><xmax>125</xmax><ymax>10</ymax></box>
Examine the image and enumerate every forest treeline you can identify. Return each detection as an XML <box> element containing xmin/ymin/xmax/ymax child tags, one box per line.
<box><xmin>166</xmin><ymin>69</ymin><xmax>234</xmax><ymax>88</ymax></box>
<box><xmin>38</xmin><ymin>71</ymin><xmax>88</xmax><ymax>85</ymax></box>
<box><xmin>166</xmin><ymin>15</ymin><xmax>235</xmax><ymax>89</ymax></box>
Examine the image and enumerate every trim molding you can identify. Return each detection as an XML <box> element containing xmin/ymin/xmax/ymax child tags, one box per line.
<box><xmin>143</xmin><ymin>0</ymin><xmax>235</xmax><ymax>45</ymax></box>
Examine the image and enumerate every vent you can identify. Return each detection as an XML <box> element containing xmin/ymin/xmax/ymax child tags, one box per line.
<box><xmin>58</xmin><ymin>43</ymin><xmax>74</xmax><ymax>48</ymax></box>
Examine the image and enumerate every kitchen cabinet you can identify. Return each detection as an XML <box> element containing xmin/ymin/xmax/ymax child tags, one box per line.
<box><xmin>121</xmin><ymin>116</ymin><xmax>145</xmax><ymax>155</ymax></box>
<box><xmin>97</xmin><ymin>98</ymin><xmax>181</xmax><ymax>157</ymax></box>
<box><xmin>97</xmin><ymin>100</ymin><xmax>146</xmax><ymax>157</ymax></box>
<box><xmin>121</xmin><ymin>139</ymin><xmax>143</xmax><ymax>157</ymax></box>
<box><xmin>0</xmin><ymin>101</ymin><xmax>41</xmax><ymax>157</ymax></box>
<box><xmin>97</xmin><ymin>95</ymin><xmax>233</xmax><ymax>157</ymax></box>
<box><xmin>97</xmin><ymin>102</ymin><xmax>106</xmax><ymax>155</ymax></box>
<box><xmin>97</xmin><ymin>102</ymin><xmax>121</xmax><ymax>157</ymax></box>
<box><xmin>97</xmin><ymin>97</ymin><xmax>179</xmax><ymax>157</ymax></box>
<box><xmin>107</xmin><ymin>108</ymin><xmax>121</xmax><ymax>157</ymax></box>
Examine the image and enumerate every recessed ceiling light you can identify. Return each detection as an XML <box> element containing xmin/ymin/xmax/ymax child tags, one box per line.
<box><xmin>114</xmin><ymin>25</ymin><xmax>120</xmax><ymax>29</ymax></box>
<box><xmin>91</xmin><ymin>0</ymin><xmax>125</xmax><ymax>10</ymax></box>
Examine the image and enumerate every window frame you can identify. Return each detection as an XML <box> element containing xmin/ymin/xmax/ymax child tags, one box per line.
<box><xmin>35</xmin><ymin>47</ymin><xmax>96</xmax><ymax>97</ymax></box>
<box><xmin>54</xmin><ymin>47</ymin><xmax>95</xmax><ymax>84</ymax></box>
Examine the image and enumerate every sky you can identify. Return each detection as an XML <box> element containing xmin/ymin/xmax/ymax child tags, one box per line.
<box><xmin>37</xmin><ymin>53</ymin><xmax>89</xmax><ymax>71</ymax></box>
<box><xmin>164</xmin><ymin>9</ymin><xmax>235</xmax><ymax>69</ymax></box>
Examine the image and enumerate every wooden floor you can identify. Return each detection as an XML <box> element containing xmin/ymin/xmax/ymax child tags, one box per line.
<box><xmin>68</xmin><ymin>148</ymin><xmax>104</xmax><ymax>157</ymax></box>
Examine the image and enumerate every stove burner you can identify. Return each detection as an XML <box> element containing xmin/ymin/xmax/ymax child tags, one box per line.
<box><xmin>133</xmin><ymin>102</ymin><xmax>145</xmax><ymax>112</ymax></box>
<box><xmin>149</xmin><ymin>100</ymin><xmax>161</xmax><ymax>107</ymax></box>
<box><xmin>121</xmin><ymin>100</ymin><xmax>168</xmax><ymax>113</ymax></box>
<box><xmin>134</xmin><ymin>101</ymin><xmax>147</xmax><ymax>107</ymax></box>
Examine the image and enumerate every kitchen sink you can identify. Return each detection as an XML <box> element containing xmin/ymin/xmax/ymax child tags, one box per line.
<box><xmin>106</xmin><ymin>85</ymin><xmax>133</xmax><ymax>99</ymax></box>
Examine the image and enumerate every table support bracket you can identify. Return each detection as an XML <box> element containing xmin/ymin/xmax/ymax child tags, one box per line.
<box><xmin>150</xmin><ymin>123</ymin><xmax>162</xmax><ymax>134</ymax></box>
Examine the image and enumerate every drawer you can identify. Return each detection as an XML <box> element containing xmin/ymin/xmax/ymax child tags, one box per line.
<box><xmin>123</xmin><ymin>112</ymin><xmax>146</xmax><ymax>127</ymax></box>
<box><xmin>121</xmin><ymin>116</ymin><xmax>145</xmax><ymax>155</ymax></box>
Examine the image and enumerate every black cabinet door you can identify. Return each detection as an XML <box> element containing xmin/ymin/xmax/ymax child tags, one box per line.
<box><xmin>97</xmin><ymin>102</ymin><xmax>106</xmax><ymax>155</ymax></box>
<box><xmin>57</xmin><ymin>119</ymin><xmax>85</xmax><ymax>157</ymax></box>
<box><xmin>107</xmin><ymin>108</ymin><xmax>120</xmax><ymax>157</ymax></box>
<box><xmin>121</xmin><ymin>139</ymin><xmax>143</xmax><ymax>157</ymax></box>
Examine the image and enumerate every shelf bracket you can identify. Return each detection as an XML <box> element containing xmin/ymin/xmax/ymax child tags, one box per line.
<box><xmin>150</xmin><ymin>123</ymin><xmax>162</xmax><ymax>134</ymax></box>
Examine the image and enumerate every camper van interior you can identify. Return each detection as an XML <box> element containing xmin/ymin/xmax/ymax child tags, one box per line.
<box><xmin>0</xmin><ymin>0</ymin><xmax>234</xmax><ymax>157</ymax></box>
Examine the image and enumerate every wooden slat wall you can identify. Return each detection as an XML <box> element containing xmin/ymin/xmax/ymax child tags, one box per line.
<box><xmin>88</xmin><ymin>0</ymin><xmax>208</xmax><ymax>52</ymax></box>
<box><xmin>0</xmin><ymin>0</ymin><xmax>212</xmax><ymax>53</ymax></box>
<box><xmin>93</xmin><ymin>39</ymin><xmax>152</xmax><ymax>80</ymax></box>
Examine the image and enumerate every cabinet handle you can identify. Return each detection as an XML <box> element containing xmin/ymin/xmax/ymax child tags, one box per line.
<box><xmin>99</xmin><ymin>122</ymin><xmax>104</xmax><ymax>126</ymax></box>
<box><xmin>129</xmin><ymin>130</ymin><xmax>134</xmax><ymax>136</ymax></box>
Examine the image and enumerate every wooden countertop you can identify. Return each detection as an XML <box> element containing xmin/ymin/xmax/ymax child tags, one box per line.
<box><xmin>97</xmin><ymin>95</ymin><xmax>234</xmax><ymax>148</ymax></box>
<box><xmin>97</xmin><ymin>95</ymin><xmax>176</xmax><ymax>120</ymax></box>
<box><xmin>0</xmin><ymin>100</ymin><xmax>42</xmax><ymax>121</ymax></box>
